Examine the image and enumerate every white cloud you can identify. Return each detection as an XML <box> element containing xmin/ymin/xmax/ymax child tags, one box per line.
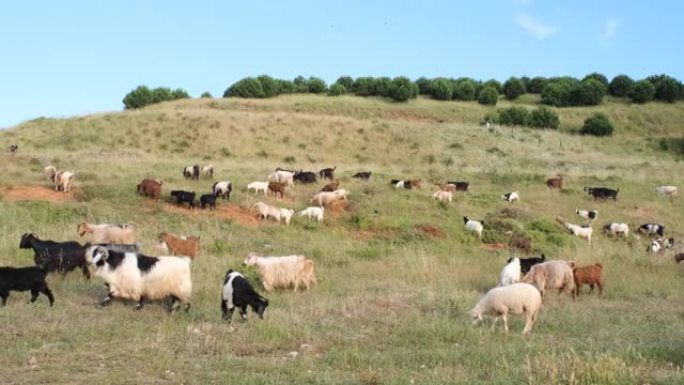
<box><xmin>600</xmin><ymin>18</ymin><xmax>620</xmax><ymax>44</ymax></box>
<box><xmin>516</xmin><ymin>13</ymin><xmax>558</xmax><ymax>39</ymax></box>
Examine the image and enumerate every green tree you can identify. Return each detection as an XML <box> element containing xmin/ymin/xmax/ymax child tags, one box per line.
<box><xmin>354</xmin><ymin>77</ymin><xmax>375</xmax><ymax>96</ymax></box>
<box><xmin>481</xmin><ymin>79</ymin><xmax>503</xmax><ymax>94</ymax></box>
<box><xmin>374</xmin><ymin>77</ymin><xmax>393</xmax><ymax>97</ymax></box>
<box><xmin>307</xmin><ymin>77</ymin><xmax>327</xmax><ymax>94</ymax></box>
<box><xmin>582</xmin><ymin>73</ymin><xmax>609</xmax><ymax>90</ymax></box>
<box><xmin>257</xmin><ymin>75</ymin><xmax>279</xmax><ymax>98</ymax></box>
<box><xmin>327</xmin><ymin>83</ymin><xmax>346</xmax><ymax>96</ymax></box>
<box><xmin>293</xmin><ymin>76</ymin><xmax>309</xmax><ymax>93</ymax></box>
<box><xmin>200</xmin><ymin>91</ymin><xmax>213</xmax><ymax>98</ymax></box>
<box><xmin>429</xmin><ymin>78</ymin><xmax>452</xmax><ymax>100</ymax></box>
<box><xmin>527</xmin><ymin>77</ymin><xmax>547</xmax><ymax>94</ymax></box>
<box><xmin>580</xmin><ymin>113</ymin><xmax>614</xmax><ymax>136</ymax></box>
<box><xmin>123</xmin><ymin>85</ymin><xmax>153</xmax><ymax>109</ymax></box>
<box><xmin>335</xmin><ymin>76</ymin><xmax>354</xmax><ymax>92</ymax></box>
<box><xmin>499</xmin><ymin>106</ymin><xmax>531</xmax><ymax>126</ymax></box>
<box><xmin>477</xmin><ymin>86</ymin><xmax>499</xmax><ymax>106</ymax></box>
<box><xmin>653</xmin><ymin>76</ymin><xmax>682</xmax><ymax>102</ymax></box>
<box><xmin>629</xmin><ymin>80</ymin><xmax>656</xmax><ymax>104</ymax></box>
<box><xmin>452</xmin><ymin>78</ymin><xmax>478</xmax><ymax>101</ymax></box>
<box><xmin>389</xmin><ymin>76</ymin><xmax>416</xmax><ymax>102</ymax></box>
<box><xmin>570</xmin><ymin>79</ymin><xmax>606</xmax><ymax>106</ymax></box>
<box><xmin>277</xmin><ymin>79</ymin><xmax>296</xmax><ymax>94</ymax></box>
<box><xmin>224</xmin><ymin>77</ymin><xmax>264</xmax><ymax>98</ymax></box>
<box><xmin>151</xmin><ymin>87</ymin><xmax>173</xmax><ymax>104</ymax></box>
<box><xmin>503</xmin><ymin>77</ymin><xmax>526</xmax><ymax>100</ymax></box>
<box><xmin>529</xmin><ymin>106</ymin><xmax>559</xmax><ymax>129</ymax></box>
<box><xmin>608</xmin><ymin>75</ymin><xmax>634</xmax><ymax>97</ymax></box>
<box><xmin>415</xmin><ymin>77</ymin><xmax>432</xmax><ymax>95</ymax></box>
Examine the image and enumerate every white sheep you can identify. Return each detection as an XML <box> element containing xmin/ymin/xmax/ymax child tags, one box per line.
<box><xmin>268</xmin><ymin>169</ymin><xmax>295</xmax><ymax>186</ymax></box>
<box><xmin>279</xmin><ymin>208</ymin><xmax>294</xmax><ymax>225</ymax></box>
<box><xmin>299</xmin><ymin>206</ymin><xmax>324</xmax><ymax>222</ymax></box>
<box><xmin>522</xmin><ymin>260</ymin><xmax>576</xmax><ymax>299</ymax></box>
<box><xmin>243</xmin><ymin>253</ymin><xmax>316</xmax><ymax>292</ymax></box>
<box><xmin>469</xmin><ymin>283</ymin><xmax>542</xmax><ymax>334</ymax></box>
<box><xmin>85</xmin><ymin>245</ymin><xmax>192</xmax><ymax>311</ymax></box>
<box><xmin>54</xmin><ymin>170</ymin><xmax>75</xmax><ymax>192</ymax></box>
<box><xmin>247</xmin><ymin>181</ymin><xmax>269</xmax><ymax>195</ymax></box>
<box><xmin>251</xmin><ymin>201</ymin><xmax>281</xmax><ymax>222</ymax></box>
<box><xmin>43</xmin><ymin>165</ymin><xmax>57</xmax><ymax>181</ymax></box>
<box><xmin>433</xmin><ymin>190</ymin><xmax>453</xmax><ymax>202</ymax></box>
<box><xmin>332</xmin><ymin>188</ymin><xmax>349</xmax><ymax>201</ymax></box>
<box><xmin>655</xmin><ymin>185</ymin><xmax>678</xmax><ymax>198</ymax></box>
<box><xmin>499</xmin><ymin>257</ymin><xmax>521</xmax><ymax>286</ymax></box>
<box><xmin>201</xmin><ymin>164</ymin><xmax>214</xmax><ymax>178</ymax></box>
<box><xmin>603</xmin><ymin>222</ymin><xmax>629</xmax><ymax>238</ymax></box>
<box><xmin>77</xmin><ymin>222</ymin><xmax>138</xmax><ymax>244</ymax></box>
<box><xmin>310</xmin><ymin>191</ymin><xmax>340</xmax><ymax>207</ymax></box>
<box><xmin>501</xmin><ymin>191</ymin><xmax>519</xmax><ymax>203</ymax></box>
<box><xmin>463</xmin><ymin>216</ymin><xmax>484</xmax><ymax>238</ymax></box>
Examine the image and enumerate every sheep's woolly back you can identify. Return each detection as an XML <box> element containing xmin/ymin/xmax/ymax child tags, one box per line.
<box><xmin>244</xmin><ymin>254</ymin><xmax>315</xmax><ymax>292</ymax></box>
<box><xmin>470</xmin><ymin>283</ymin><xmax>541</xmax><ymax>319</ymax></box>
<box><xmin>522</xmin><ymin>260</ymin><xmax>576</xmax><ymax>296</ymax></box>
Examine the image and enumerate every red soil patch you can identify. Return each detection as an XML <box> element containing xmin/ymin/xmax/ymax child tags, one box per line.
<box><xmin>0</xmin><ymin>185</ymin><xmax>82</xmax><ymax>203</ymax></box>
<box><xmin>352</xmin><ymin>229</ymin><xmax>400</xmax><ymax>241</ymax></box>
<box><xmin>160</xmin><ymin>203</ymin><xmax>262</xmax><ymax>228</ymax></box>
<box><xmin>414</xmin><ymin>224</ymin><xmax>445</xmax><ymax>239</ymax></box>
<box><xmin>384</xmin><ymin>111</ymin><xmax>438</xmax><ymax>122</ymax></box>
<box><xmin>480</xmin><ymin>243</ymin><xmax>508</xmax><ymax>251</ymax></box>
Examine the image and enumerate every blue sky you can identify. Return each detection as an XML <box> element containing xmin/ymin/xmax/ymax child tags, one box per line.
<box><xmin>1</xmin><ymin>0</ymin><xmax>682</xmax><ymax>128</ymax></box>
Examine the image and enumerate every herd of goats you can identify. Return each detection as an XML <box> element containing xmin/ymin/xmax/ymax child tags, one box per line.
<box><xmin>0</xmin><ymin>161</ymin><xmax>681</xmax><ymax>331</ymax></box>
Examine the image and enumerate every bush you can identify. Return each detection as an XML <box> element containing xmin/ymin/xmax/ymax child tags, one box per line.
<box><xmin>307</xmin><ymin>77</ymin><xmax>327</xmax><ymax>94</ymax></box>
<box><xmin>374</xmin><ymin>77</ymin><xmax>393</xmax><ymax>97</ymax></box>
<box><xmin>609</xmin><ymin>75</ymin><xmax>634</xmax><ymax>97</ymax></box>
<box><xmin>277</xmin><ymin>79</ymin><xmax>296</xmax><ymax>94</ymax></box>
<box><xmin>293</xmin><ymin>76</ymin><xmax>309</xmax><ymax>93</ymax></box>
<box><xmin>503</xmin><ymin>77</ymin><xmax>526</xmax><ymax>100</ymax></box>
<box><xmin>481</xmin><ymin>79</ymin><xmax>503</xmax><ymax>94</ymax></box>
<box><xmin>652</xmin><ymin>76</ymin><xmax>682</xmax><ymax>102</ymax></box>
<box><xmin>389</xmin><ymin>76</ymin><xmax>417</xmax><ymax>102</ymax></box>
<box><xmin>482</xmin><ymin>111</ymin><xmax>500</xmax><ymax>125</ymax></box>
<box><xmin>429</xmin><ymin>78</ymin><xmax>452</xmax><ymax>101</ymax></box>
<box><xmin>335</xmin><ymin>76</ymin><xmax>354</xmax><ymax>92</ymax></box>
<box><xmin>529</xmin><ymin>107</ymin><xmax>559</xmax><ymax>129</ymax></box>
<box><xmin>527</xmin><ymin>77</ymin><xmax>547</xmax><ymax>94</ymax></box>
<box><xmin>582</xmin><ymin>73</ymin><xmax>609</xmax><ymax>90</ymax></box>
<box><xmin>327</xmin><ymin>83</ymin><xmax>346</xmax><ymax>96</ymax></box>
<box><xmin>123</xmin><ymin>85</ymin><xmax>189</xmax><ymax>109</ymax></box>
<box><xmin>224</xmin><ymin>77</ymin><xmax>264</xmax><ymax>98</ymax></box>
<box><xmin>569</xmin><ymin>79</ymin><xmax>606</xmax><ymax>106</ymax></box>
<box><xmin>354</xmin><ymin>77</ymin><xmax>375</xmax><ymax>96</ymax></box>
<box><xmin>580</xmin><ymin>113</ymin><xmax>614</xmax><ymax>137</ymax></box>
<box><xmin>499</xmin><ymin>106</ymin><xmax>531</xmax><ymax>126</ymax></box>
<box><xmin>452</xmin><ymin>78</ymin><xmax>478</xmax><ymax>101</ymax></box>
<box><xmin>415</xmin><ymin>77</ymin><xmax>432</xmax><ymax>95</ymax></box>
<box><xmin>629</xmin><ymin>80</ymin><xmax>656</xmax><ymax>104</ymax></box>
<box><xmin>201</xmin><ymin>91</ymin><xmax>213</xmax><ymax>98</ymax></box>
<box><xmin>477</xmin><ymin>86</ymin><xmax>499</xmax><ymax>106</ymax></box>
<box><xmin>257</xmin><ymin>75</ymin><xmax>279</xmax><ymax>98</ymax></box>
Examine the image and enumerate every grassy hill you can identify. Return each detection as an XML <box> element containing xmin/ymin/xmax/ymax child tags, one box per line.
<box><xmin>0</xmin><ymin>95</ymin><xmax>683</xmax><ymax>385</ymax></box>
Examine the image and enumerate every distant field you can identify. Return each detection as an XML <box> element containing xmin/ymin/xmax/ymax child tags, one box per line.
<box><xmin>0</xmin><ymin>95</ymin><xmax>682</xmax><ymax>385</ymax></box>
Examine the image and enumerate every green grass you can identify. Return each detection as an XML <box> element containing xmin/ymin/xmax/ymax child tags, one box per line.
<box><xmin>0</xmin><ymin>95</ymin><xmax>683</xmax><ymax>384</ymax></box>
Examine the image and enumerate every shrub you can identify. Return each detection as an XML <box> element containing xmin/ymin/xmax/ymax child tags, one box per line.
<box><xmin>307</xmin><ymin>77</ymin><xmax>327</xmax><ymax>94</ymax></box>
<box><xmin>277</xmin><ymin>79</ymin><xmax>296</xmax><ymax>94</ymax></box>
<box><xmin>429</xmin><ymin>78</ymin><xmax>452</xmax><ymax>101</ymax></box>
<box><xmin>530</xmin><ymin>107</ymin><xmax>560</xmax><ymax>129</ymax></box>
<box><xmin>327</xmin><ymin>83</ymin><xmax>346</xmax><ymax>96</ymax></box>
<box><xmin>582</xmin><ymin>73</ymin><xmax>609</xmax><ymax>90</ymax></box>
<box><xmin>452</xmin><ymin>78</ymin><xmax>478</xmax><ymax>101</ymax></box>
<box><xmin>652</xmin><ymin>76</ymin><xmax>682</xmax><ymax>102</ymax></box>
<box><xmin>609</xmin><ymin>75</ymin><xmax>634</xmax><ymax>97</ymax></box>
<box><xmin>374</xmin><ymin>77</ymin><xmax>393</xmax><ymax>97</ymax></box>
<box><xmin>481</xmin><ymin>79</ymin><xmax>503</xmax><ymax>94</ymax></box>
<box><xmin>200</xmin><ymin>91</ymin><xmax>213</xmax><ymax>98</ymax></box>
<box><xmin>503</xmin><ymin>77</ymin><xmax>526</xmax><ymax>100</ymax></box>
<box><xmin>482</xmin><ymin>111</ymin><xmax>500</xmax><ymax>125</ymax></box>
<box><xmin>477</xmin><ymin>86</ymin><xmax>499</xmax><ymax>106</ymax></box>
<box><xmin>415</xmin><ymin>77</ymin><xmax>432</xmax><ymax>95</ymax></box>
<box><xmin>354</xmin><ymin>77</ymin><xmax>375</xmax><ymax>96</ymax></box>
<box><xmin>335</xmin><ymin>76</ymin><xmax>354</xmax><ymax>92</ymax></box>
<box><xmin>580</xmin><ymin>113</ymin><xmax>614</xmax><ymax>137</ymax></box>
<box><xmin>123</xmin><ymin>86</ymin><xmax>153</xmax><ymax>109</ymax></box>
<box><xmin>224</xmin><ymin>77</ymin><xmax>264</xmax><ymax>98</ymax></box>
<box><xmin>629</xmin><ymin>80</ymin><xmax>656</xmax><ymax>104</ymax></box>
<box><xmin>293</xmin><ymin>76</ymin><xmax>309</xmax><ymax>93</ymax></box>
<box><xmin>389</xmin><ymin>76</ymin><xmax>417</xmax><ymax>102</ymax></box>
<box><xmin>527</xmin><ymin>77</ymin><xmax>547</xmax><ymax>94</ymax></box>
<box><xmin>499</xmin><ymin>106</ymin><xmax>531</xmax><ymax>126</ymax></box>
<box><xmin>569</xmin><ymin>79</ymin><xmax>606</xmax><ymax>106</ymax></box>
<box><xmin>257</xmin><ymin>75</ymin><xmax>279</xmax><ymax>98</ymax></box>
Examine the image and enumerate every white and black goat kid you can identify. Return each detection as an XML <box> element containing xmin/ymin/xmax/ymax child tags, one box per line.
<box><xmin>221</xmin><ymin>270</ymin><xmax>268</xmax><ymax>323</ymax></box>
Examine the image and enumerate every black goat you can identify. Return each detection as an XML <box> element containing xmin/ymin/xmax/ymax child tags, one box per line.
<box><xmin>584</xmin><ymin>187</ymin><xmax>619</xmax><ymax>200</ymax></box>
<box><xmin>200</xmin><ymin>193</ymin><xmax>217</xmax><ymax>210</ymax></box>
<box><xmin>19</xmin><ymin>233</ymin><xmax>89</xmax><ymax>280</ymax></box>
<box><xmin>319</xmin><ymin>166</ymin><xmax>336</xmax><ymax>181</ymax></box>
<box><xmin>170</xmin><ymin>190</ymin><xmax>196</xmax><ymax>209</ymax></box>
<box><xmin>294</xmin><ymin>170</ymin><xmax>317</xmax><ymax>184</ymax></box>
<box><xmin>447</xmin><ymin>180</ymin><xmax>470</xmax><ymax>191</ymax></box>
<box><xmin>353</xmin><ymin>171</ymin><xmax>372</xmax><ymax>179</ymax></box>
<box><xmin>518</xmin><ymin>254</ymin><xmax>546</xmax><ymax>274</ymax></box>
<box><xmin>0</xmin><ymin>265</ymin><xmax>54</xmax><ymax>306</ymax></box>
<box><xmin>221</xmin><ymin>270</ymin><xmax>268</xmax><ymax>323</ymax></box>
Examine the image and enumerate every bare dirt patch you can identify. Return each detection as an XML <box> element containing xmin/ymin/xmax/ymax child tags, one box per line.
<box><xmin>0</xmin><ymin>185</ymin><xmax>82</xmax><ymax>203</ymax></box>
<box><xmin>384</xmin><ymin>111</ymin><xmax>438</xmax><ymax>122</ymax></box>
<box><xmin>161</xmin><ymin>202</ymin><xmax>262</xmax><ymax>228</ymax></box>
<box><xmin>480</xmin><ymin>243</ymin><xmax>508</xmax><ymax>251</ymax></box>
<box><xmin>414</xmin><ymin>224</ymin><xmax>445</xmax><ymax>239</ymax></box>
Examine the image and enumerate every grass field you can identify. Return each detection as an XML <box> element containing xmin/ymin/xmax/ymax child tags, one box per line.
<box><xmin>0</xmin><ymin>95</ymin><xmax>683</xmax><ymax>385</ymax></box>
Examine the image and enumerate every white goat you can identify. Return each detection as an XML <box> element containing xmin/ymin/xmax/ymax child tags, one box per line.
<box><xmin>655</xmin><ymin>185</ymin><xmax>678</xmax><ymax>198</ymax></box>
<box><xmin>463</xmin><ymin>216</ymin><xmax>484</xmax><ymax>238</ymax></box>
<box><xmin>247</xmin><ymin>181</ymin><xmax>269</xmax><ymax>195</ymax></box>
<box><xmin>251</xmin><ymin>201</ymin><xmax>281</xmax><ymax>222</ymax></box>
<box><xmin>499</xmin><ymin>257</ymin><xmax>521</xmax><ymax>287</ymax></box>
<box><xmin>299</xmin><ymin>206</ymin><xmax>324</xmax><ymax>222</ymax></box>
<box><xmin>279</xmin><ymin>208</ymin><xmax>295</xmax><ymax>225</ymax></box>
<box><xmin>575</xmin><ymin>209</ymin><xmax>598</xmax><ymax>221</ymax></box>
<box><xmin>560</xmin><ymin>220</ymin><xmax>593</xmax><ymax>244</ymax></box>
<box><xmin>77</xmin><ymin>222</ymin><xmax>137</xmax><ymax>244</ymax></box>
<box><xmin>602</xmin><ymin>222</ymin><xmax>630</xmax><ymax>238</ymax></box>
<box><xmin>243</xmin><ymin>253</ymin><xmax>316</xmax><ymax>292</ymax></box>
<box><xmin>268</xmin><ymin>170</ymin><xmax>295</xmax><ymax>186</ymax></box>
<box><xmin>54</xmin><ymin>170</ymin><xmax>75</xmax><ymax>192</ymax></box>
<box><xmin>501</xmin><ymin>191</ymin><xmax>519</xmax><ymax>203</ymax></box>
<box><xmin>201</xmin><ymin>164</ymin><xmax>214</xmax><ymax>178</ymax></box>
<box><xmin>433</xmin><ymin>190</ymin><xmax>453</xmax><ymax>202</ymax></box>
<box><xmin>310</xmin><ymin>191</ymin><xmax>340</xmax><ymax>207</ymax></box>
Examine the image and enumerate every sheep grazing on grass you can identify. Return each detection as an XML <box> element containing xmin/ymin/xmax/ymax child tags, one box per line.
<box><xmin>159</xmin><ymin>232</ymin><xmax>200</xmax><ymax>259</ymax></box>
<box><xmin>655</xmin><ymin>185</ymin><xmax>678</xmax><ymax>199</ymax></box>
<box><xmin>268</xmin><ymin>168</ymin><xmax>295</xmax><ymax>186</ymax></box>
<box><xmin>137</xmin><ymin>179</ymin><xmax>162</xmax><ymax>200</ymax></box>
<box><xmin>519</xmin><ymin>254</ymin><xmax>545</xmax><ymax>274</ymax></box>
<box><xmin>43</xmin><ymin>165</ymin><xmax>57</xmax><ymax>181</ymax></box>
<box><xmin>183</xmin><ymin>165</ymin><xmax>200</xmax><ymax>180</ymax></box>
<box><xmin>0</xmin><ymin>265</ymin><xmax>55</xmax><ymax>307</ymax></box>
<box><xmin>575</xmin><ymin>209</ymin><xmax>598</xmax><ymax>221</ymax></box>
<box><xmin>573</xmin><ymin>263</ymin><xmax>604</xmax><ymax>297</ymax></box>
<box><xmin>247</xmin><ymin>181</ymin><xmax>269</xmax><ymax>195</ymax></box>
<box><xmin>321</xmin><ymin>180</ymin><xmax>340</xmax><ymax>192</ymax></box>
<box><xmin>310</xmin><ymin>191</ymin><xmax>340</xmax><ymax>207</ymax></box>
<box><xmin>469</xmin><ymin>283</ymin><xmax>542</xmax><ymax>334</ymax></box>
<box><xmin>557</xmin><ymin>218</ymin><xmax>593</xmax><ymax>244</ymax></box>
<box><xmin>243</xmin><ymin>253</ymin><xmax>317</xmax><ymax>292</ymax></box>
<box><xmin>546</xmin><ymin>175</ymin><xmax>563</xmax><ymax>190</ymax></box>
<box><xmin>268</xmin><ymin>181</ymin><xmax>286</xmax><ymax>199</ymax></box>
<box><xmin>523</xmin><ymin>260</ymin><xmax>576</xmax><ymax>299</ymax></box>
<box><xmin>201</xmin><ymin>164</ymin><xmax>214</xmax><ymax>178</ymax></box>
<box><xmin>501</xmin><ymin>191</ymin><xmax>519</xmax><ymax>203</ymax></box>
<box><xmin>85</xmin><ymin>246</ymin><xmax>192</xmax><ymax>311</ymax></box>
<box><xmin>200</xmin><ymin>194</ymin><xmax>217</xmax><ymax>210</ymax></box>
<box><xmin>319</xmin><ymin>166</ymin><xmax>336</xmax><ymax>181</ymax></box>
<box><xmin>432</xmin><ymin>190</ymin><xmax>453</xmax><ymax>202</ymax></box>
<box><xmin>77</xmin><ymin>222</ymin><xmax>137</xmax><ymax>245</ymax></box>
<box><xmin>53</xmin><ymin>170</ymin><xmax>75</xmax><ymax>192</ymax></box>
<box><xmin>463</xmin><ymin>216</ymin><xmax>484</xmax><ymax>238</ymax></box>
<box><xmin>299</xmin><ymin>206</ymin><xmax>324</xmax><ymax>222</ymax></box>
<box><xmin>20</xmin><ymin>233</ymin><xmax>89</xmax><ymax>280</ymax></box>
<box><xmin>212</xmin><ymin>181</ymin><xmax>232</xmax><ymax>200</ymax></box>
<box><xmin>251</xmin><ymin>201</ymin><xmax>282</xmax><ymax>222</ymax></box>
<box><xmin>499</xmin><ymin>257</ymin><xmax>521</xmax><ymax>287</ymax></box>
<box><xmin>637</xmin><ymin>223</ymin><xmax>665</xmax><ymax>238</ymax></box>
<box><xmin>602</xmin><ymin>222</ymin><xmax>629</xmax><ymax>238</ymax></box>
<box><xmin>221</xmin><ymin>270</ymin><xmax>268</xmax><ymax>323</ymax></box>
<box><xmin>280</xmin><ymin>208</ymin><xmax>295</xmax><ymax>225</ymax></box>
<box><xmin>352</xmin><ymin>171</ymin><xmax>371</xmax><ymax>180</ymax></box>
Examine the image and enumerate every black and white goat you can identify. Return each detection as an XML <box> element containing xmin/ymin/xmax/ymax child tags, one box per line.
<box><xmin>212</xmin><ymin>181</ymin><xmax>232</xmax><ymax>200</ymax></box>
<box><xmin>463</xmin><ymin>216</ymin><xmax>484</xmax><ymax>238</ymax></box>
<box><xmin>183</xmin><ymin>165</ymin><xmax>200</xmax><ymax>180</ymax></box>
<box><xmin>637</xmin><ymin>223</ymin><xmax>665</xmax><ymax>238</ymax></box>
<box><xmin>319</xmin><ymin>166</ymin><xmax>336</xmax><ymax>181</ymax></box>
<box><xmin>519</xmin><ymin>254</ymin><xmax>546</xmax><ymax>274</ymax></box>
<box><xmin>575</xmin><ymin>209</ymin><xmax>598</xmax><ymax>221</ymax></box>
<box><xmin>220</xmin><ymin>269</ymin><xmax>269</xmax><ymax>323</ymax></box>
<box><xmin>352</xmin><ymin>171</ymin><xmax>372</xmax><ymax>180</ymax></box>
<box><xmin>0</xmin><ymin>265</ymin><xmax>54</xmax><ymax>306</ymax></box>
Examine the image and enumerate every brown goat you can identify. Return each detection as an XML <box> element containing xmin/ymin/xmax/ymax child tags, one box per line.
<box><xmin>408</xmin><ymin>179</ymin><xmax>422</xmax><ymax>189</ymax></box>
<box><xmin>320</xmin><ymin>180</ymin><xmax>339</xmax><ymax>192</ymax></box>
<box><xmin>137</xmin><ymin>179</ymin><xmax>162</xmax><ymax>200</ymax></box>
<box><xmin>159</xmin><ymin>232</ymin><xmax>200</xmax><ymax>259</ymax></box>
<box><xmin>573</xmin><ymin>263</ymin><xmax>604</xmax><ymax>297</ymax></box>
<box><xmin>268</xmin><ymin>181</ymin><xmax>286</xmax><ymax>198</ymax></box>
<box><xmin>546</xmin><ymin>175</ymin><xmax>563</xmax><ymax>189</ymax></box>
<box><xmin>434</xmin><ymin>182</ymin><xmax>456</xmax><ymax>192</ymax></box>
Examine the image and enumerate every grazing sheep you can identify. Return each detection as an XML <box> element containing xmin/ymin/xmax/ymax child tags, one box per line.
<box><xmin>251</xmin><ymin>201</ymin><xmax>282</xmax><ymax>222</ymax></box>
<box><xmin>201</xmin><ymin>164</ymin><xmax>214</xmax><ymax>178</ymax></box>
<box><xmin>0</xmin><ymin>265</ymin><xmax>54</xmax><ymax>307</ymax></box>
<box><xmin>310</xmin><ymin>191</ymin><xmax>340</xmax><ymax>207</ymax></box>
<box><xmin>558</xmin><ymin>219</ymin><xmax>593</xmax><ymax>244</ymax></box>
<box><xmin>519</xmin><ymin>254</ymin><xmax>546</xmax><ymax>274</ymax></box>
<box><xmin>212</xmin><ymin>181</ymin><xmax>232</xmax><ymax>200</ymax></box>
<box><xmin>137</xmin><ymin>179</ymin><xmax>162</xmax><ymax>200</ymax></box>
<box><xmin>522</xmin><ymin>260</ymin><xmax>576</xmax><ymax>299</ymax></box>
<box><xmin>573</xmin><ymin>263</ymin><xmax>604</xmax><ymax>297</ymax></box>
<box><xmin>77</xmin><ymin>222</ymin><xmax>137</xmax><ymax>245</ymax></box>
<box><xmin>463</xmin><ymin>216</ymin><xmax>484</xmax><ymax>238</ymax></box>
<box><xmin>584</xmin><ymin>186</ymin><xmax>619</xmax><ymax>201</ymax></box>
<box><xmin>247</xmin><ymin>181</ymin><xmax>269</xmax><ymax>195</ymax></box>
<box><xmin>268</xmin><ymin>168</ymin><xmax>295</xmax><ymax>186</ymax></box>
<box><xmin>546</xmin><ymin>175</ymin><xmax>563</xmax><ymax>190</ymax></box>
<box><xmin>53</xmin><ymin>171</ymin><xmax>75</xmax><ymax>192</ymax></box>
<box><xmin>469</xmin><ymin>283</ymin><xmax>542</xmax><ymax>334</ymax></box>
<box><xmin>299</xmin><ymin>206</ymin><xmax>324</xmax><ymax>222</ymax></box>
<box><xmin>170</xmin><ymin>190</ymin><xmax>196</xmax><ymax>209</ymax></box>
<box><xmin>637</xmin><ymin>223</ymin><xmax>665</xmax><ymax>238</ymax></box>
<box><xmin>159</xmin><ymin>232</ymin><xmax>200</xmax><ymax>259</ymax></box>
<box><xmin>183</xmin><ymin>165</ymin><xmax>200</xmax><ymax>180</ymax></box>
<box><xmin>332</xmin><ymin>188</ymin><xmax>349</xmax><ymax>201</ymax></box>
<box><xmin>432</xmin><ymin>190</ymin><xmax>453</xmax><ymax>202</ymax></box>
<box><xmin>43</xmin><ymin>165</ymin><xmax>57</xmax><ymax>181</ymax></box>
<box><xmin>499</xmin><ymin>257</ymin><xmax>521</xmax><ymax>287</ymax></box>
<box><xmin>575</xmin><ymin>209</ymin><xmax>598</xmax><ymax>221</ymax></box>
<box><xmin>501</xmin><ymin>191</ymin><xmax>519</xmax><ymax>203</ymax></box>
<box><xmin>200</xmin><ymin>194</ymin><xmax>217</xmax><ymax>210</ymax></box>
<box><xmin>243</xmin><ymin>253</ymin><xmax>317</xmax><ymax>292</ymax></box>
<box><xmin>279</xmin><ymin>208</ymin><xmax>295</xmax><ymax>225</ymax></box>
<box><xmin>321</xmin><ymin>180</ymin><xmax>340</xmax><ymax>192</ymax></box>
<box><xmin>352</xmin><ymin>171</ymin><xmax>371</xmax><ymax>179</ymax></box>
<box><xmin>85</xmin><ymin>246</ymin><xmax>192</xmax><ymax>311</ymax></box>
<box><xmin>602</xmin><ymin>222</ymin><xmax>630</xmax><ymax>238</ymax></box>
<box><xmin>221</xmin><ymin>270</ymin><xmax>269</xmax><ymax>323</ymax></box>
<box><xmin>655</xmin><ymin>185</ymin><xmax>678</xmax><ymax>198</ymax></box>
<box><xmin>20</xmin><ymin>233</ymin><xmax>89</xmax><ymax>280</ymax></box>
<box><xmin>319</xmin><ymin>166</ymin><xmax>336</xmax><ymax>181</ymax></box>
<box><xmin>268</xmin><ymin>181</ymin><xmax>286</xmax><ymax>199</ymax></box>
